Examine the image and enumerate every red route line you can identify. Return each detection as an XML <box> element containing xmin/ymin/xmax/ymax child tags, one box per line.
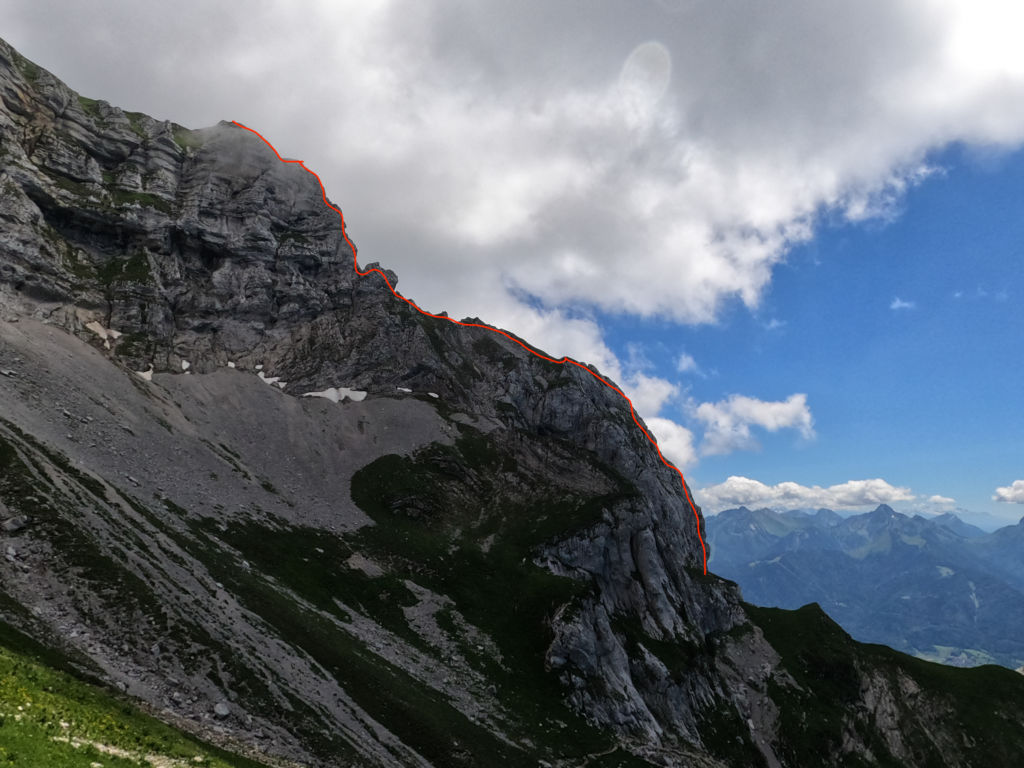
<box><xmin>230</xmin><ymin>120</ymin><xmax>709</xmax><ymax>575</ymax></box>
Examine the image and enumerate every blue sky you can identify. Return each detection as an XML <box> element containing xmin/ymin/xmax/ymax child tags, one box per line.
<box><xmin>7</xmin><ymin>1</ymin><xmax>1024</xmax><ymax>526</ymax></box>
<box><xmin>601</xmin><ymin>142</ymin><xmax>1024</xmax><ymax>525</ymax></box>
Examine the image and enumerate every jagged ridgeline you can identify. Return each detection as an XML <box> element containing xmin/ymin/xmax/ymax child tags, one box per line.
<box><xmin>1</xmin><ymin>36</ymin><xmax>1023</xmax><ymax>768</ymax></box>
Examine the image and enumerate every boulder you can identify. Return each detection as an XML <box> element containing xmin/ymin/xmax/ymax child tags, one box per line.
<box><xmin>2</xmin><ymin>515</ymin><xmax>29</xmax><ymax>533</ymax></box>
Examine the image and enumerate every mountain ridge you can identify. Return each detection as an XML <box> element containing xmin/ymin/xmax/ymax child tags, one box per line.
<box><xmin>707</xmin><ymin>504</ymin><xmax>1024</xmax><ymax>668</ymax></box>
<box><xmin>3</xmin><ymin>36</ymin><xmax>1024</xmax><ymax>767</ymax></box>
<box><xmin>229</xmin><ymin>117</ymin><xmax>708</xmax><ymax>573</ymax></box>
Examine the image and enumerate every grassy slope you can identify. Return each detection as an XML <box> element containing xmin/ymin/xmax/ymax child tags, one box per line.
<box><xmin>0</xmin><ymin>621</ymin><xmax>271</xmax><ymax>768</ymax></box>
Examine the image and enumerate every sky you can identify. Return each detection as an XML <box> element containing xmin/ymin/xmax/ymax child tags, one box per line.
<box><xmin>4</xmin><ymin>0</ymin><xmax>1022</xmax><ymax>527</ymax></box>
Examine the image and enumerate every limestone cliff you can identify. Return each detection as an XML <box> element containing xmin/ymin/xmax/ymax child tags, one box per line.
<box><xmin>2</xmin><ymin>37</ymin><xmax>1023</xmax><ymax>768</ymax></box>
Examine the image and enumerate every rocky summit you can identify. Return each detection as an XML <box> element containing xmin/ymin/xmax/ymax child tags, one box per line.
<box><xmin>1</xmin><ymin>37</ymin><xmax>1024</xmax><ymax>768</ymax></box>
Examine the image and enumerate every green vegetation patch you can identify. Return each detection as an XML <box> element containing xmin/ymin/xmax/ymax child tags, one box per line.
<box><xmin>109</xmin><ymin>189</ymin><xmax>173</xmax><ymax>214</ymax></box>
<box><xmin>417</xmin><ymin>314</ymin><xmax>450</xmax><ymax>358</ymax></box>
<box><xmin>0</xmin><ymin>430</ymin><xmax>53</xmax><ymax>520</ymax></box>
<box><xmin>0</xmin><ymin>422</ymin><xmax>171</xmax><ymax>630</ymax></box>
<box><xmin>470</xmin><ymin>335</ymin><xmax>518</xmax><ymax>372</ymax></box>
<box><xmin>77</xmin><ymin>96</ymin><xmax>104</xmax><ymax>121</ymax></box>
<box><xmin>181</xmin><ymin>521</ymin><xmax>484</xmax><ymax>764</ymax></box>
<box><xmin>172</xmin><ymin>125</ymin><xmax>203</xmax><ymax>151</ymax></box>
<box><xmin>748</xmin><ymin>603</ymin><xmax>1024</xmax><ymax>766</ymax></box>
<box><xmin>64</xmin><ymin>250</ymin><xmax>95</xmax><ymax>280</ymax></box>
<box><xmin>610</xmin><ymin>602</ymin><xmax>765</xmax><ymax>765</ymax></box>
<box><xmin>98</xmin><ymin>251</ymin><xmax>152</xmax><ymax>287</ymax></box>
<box><xmin>115</xmin><ymin>331</ymin><xmax>157</xmax><ymax>361</ymax></box>
<box><xmin>124</xmin><ymin>111</ymin><xmax>147</xmax><ymax>139</ymax></box>
<box><xmin>11</xmin><ymin>50</ymin><xmax>41</xmax><ymax>83</ymax></box>
<box><xmin>697</xmin><ymin>702</ymin><xmax>769</xmax><ymax>767</ymax></box>
<box><xmin>0</xmin><ymin>637</ymin><xmax>269</xmax><ymax>768</ymax></box>
<box><xmin>195</xmin><ymin>520</ymin><xmax>414</xmax><ymax>639</ymax></box>
<box><xmin>174</xmin><ymin>425</ymin><xmax>654</xmax><ymax>765</ymax></box>
<box><xmin>200</xmin><ymin>440</ymin><xmax>252</xmax><ymax>481</ymax></box>
<box><xmin>612</xmin><ymin>618</ymin><xmax>707</xmax><ymax>684</ymax></box>
<box><xmin>39</xmin><ymin>167</ymin><xmax>96</xmax><ymax>199</ymax></box>
<box><xmin>0</xmin><ymin>586</ymin><xmax>105</xmax><ymax>683</ymax></box>
<box><xmin>747</xmin><ymin>604</ymin><xmax>877</xmax><ymax>766</ymax></box>
<box><xmin>347</xmin><ymin>426</ymin><xmax>653</xmax><ymax>763</ymax></box>
<box><xmin>42</xmin><ymin>228</ymin><xmax>97</xmax><ymax>281</ymax></box>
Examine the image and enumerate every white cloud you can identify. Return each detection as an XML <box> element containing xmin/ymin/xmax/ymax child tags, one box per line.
<box><xmin>8</xmin><ymin>0</ymin><xmax>1024</xmax><ymax>357</ymax></box>
<box><xmin>622</xmin><ymin>371</ymin><xmax>678</xmax><ymax>418</ymax></box>
<box><xmin>482</xmin><ymin>303</ymin><xmax>682</xmax><ymax>422</ymax></box>
<box><xmin>904</xmin><ymin>494</ymin><xmax>959</xmax><ymax>518</ymax></box>
<box><xmin>646</xmin><ymin>417</ymin><xmax>697</xmax><ymax>469</ymax></box>
<box><xmin>676</xmin><ymin>352</ymin><xmax>699</xmax><ymax>373</ymax></box>
<box><xmin>696</xmin><ymin>476</ymin><xmax>915</xmax><ymax>512</ymax></box>
<box><xmin>890</xmin><ymin>297</ymin><xmax>915</xmax><ymax>310</ymax></box>
<box><xmin>693</xmin><ymin>394</ymin><xmax>814</xmax><ymax>455</ymax></box>
<box><xmin>994</xmin><ymin>480</ymin><xmax>1024</xmax><ymax>503</ymax></box>
<box><xmin>952</xmin><ymin>285</ymin><xmax>1010</xmax><ymax>303</ymax></box>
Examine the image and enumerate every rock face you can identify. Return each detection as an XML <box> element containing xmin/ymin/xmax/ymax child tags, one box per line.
<box><xmin>2</xmin><ymin>36</ymin><xmax>1024</xmax><ymax>768</ymax></box>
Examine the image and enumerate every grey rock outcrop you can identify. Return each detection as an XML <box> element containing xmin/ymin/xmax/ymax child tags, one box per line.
<box><xmin>2</xmin><ymin>513</ymin><xmax>28</xmax><ymax>532</ymax></box>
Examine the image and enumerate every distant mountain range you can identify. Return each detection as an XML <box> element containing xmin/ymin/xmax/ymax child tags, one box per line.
<box><xmin>707</xmin><ymin>504</ymin><xmax>1024</xmax><ymax>669</ymax></box>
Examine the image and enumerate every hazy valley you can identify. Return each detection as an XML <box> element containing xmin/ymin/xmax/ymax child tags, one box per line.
<box><xmin>707</xmin><ymin>505</ymin><xmax>1024</xmax><ymax>670</ymax></box>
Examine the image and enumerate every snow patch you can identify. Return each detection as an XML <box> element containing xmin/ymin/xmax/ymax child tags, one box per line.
<box><xmin>258</xmin><ymin>371</ymin><xmax>281</xmax><ymax>386</ymax></box>
<box><xmin>255</xmin><ymin>364</ymin><xmax>264</xmax><ymax>371</ymax></box>
<box><xmin>303</xmin><ymin>387</ymin><xmax>367</xmax><ymax>403</ymax></box>
<box><xmin>397</xmin><ymin>387</ymin><xmax>412</xmax><ymax>393</ymax></box>
<box><xmin>226</xmin><ymin>361</ymin><xmax>236</xmax><ymax>369</ymax></box>
<box><xmin>427</xmin><ymin>392</ymin><xmax>439</xmax><ymax>399</ymax></box>
<box><xmin>85</xmin><ymin>321</ymin><xmax>122</xmax><ymax>349</ymax></box>
<box><xmin>85</xmin><ymin>321</ymin><xmax>110</xmax><ymax>340</ymax></box>
<box><xmin>135</xmin><ymin>367</ymin><xmax>153</xmax><ymax>382</ymax></box>
<box><xmin>181</xmin><ymin>360</ymin><xmax>191</xmax><ymax>371</ymax></box>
